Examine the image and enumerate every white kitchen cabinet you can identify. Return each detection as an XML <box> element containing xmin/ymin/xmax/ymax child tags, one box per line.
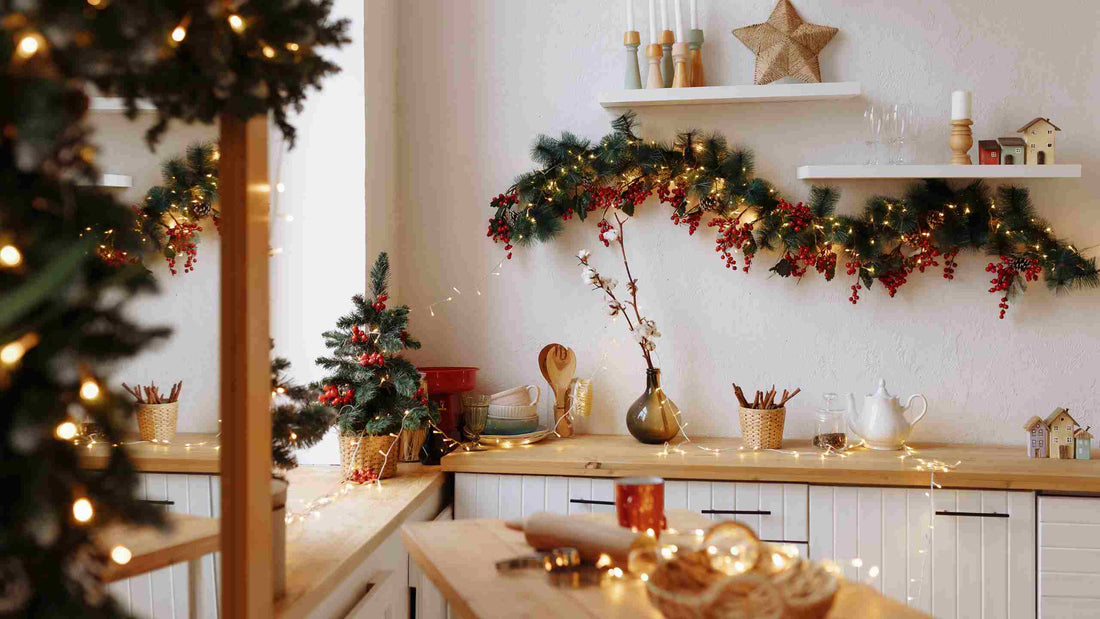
<box><xmin>1039</xmin><ymin>496</ymin><xmax>1100</xmax><ymax>618</ymax></box>
<box><xmin>109</xmin><ymin>473</ymin><xmax>221</xmax><ymax>619</ymax></box>
<box><xmin>809</xmin><ymin>485</ymin><xmax>1035</xmax><ymax>618</ymax></box>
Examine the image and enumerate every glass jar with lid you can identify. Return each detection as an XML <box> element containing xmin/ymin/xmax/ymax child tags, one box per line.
<box><xmin>813</xmin><ymin>393</ymin><xmax>847</xmax><ymax>451</ymax></box>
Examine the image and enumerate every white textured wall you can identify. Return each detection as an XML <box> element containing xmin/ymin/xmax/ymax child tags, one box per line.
<box><xmin>92</xmin><ymin>114</ymin><xmax>220</xmax><ymax>432</ymax></box>
<box><xmin>393</xmin><ymin>0</ymin><xmax>1100</xmax><ymax>445</ymax></box>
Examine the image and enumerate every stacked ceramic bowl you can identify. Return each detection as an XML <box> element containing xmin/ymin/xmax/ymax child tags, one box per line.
<box><xmin>484</xmin><ymin>385</ymin><xmax>541</xmax><ymax>435</ymax></box>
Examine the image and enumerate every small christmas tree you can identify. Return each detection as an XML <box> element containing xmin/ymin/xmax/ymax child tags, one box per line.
<box><xmin>271</xmin><ymin>354</ymin><xmax>335</xmax><ymax>471</ymax></box>
<box><xmin>314</xmin><ymin>253</ymin><xmax>436</xmax><ymax>436</ymax></box>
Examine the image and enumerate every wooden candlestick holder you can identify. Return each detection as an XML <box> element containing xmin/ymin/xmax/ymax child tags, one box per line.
<box><xmin>659</xmin><ymin>30</ymin><xmax>675</xmax><ymax>89</ymax></box>
<box><xmin>624</xmin><ymin>31</ymin><xmax>641</xmax><ymax>89</ymax></box>
<box><xmin>671</xmin><ymin>42</ymin><xmax>690</xmax><ymax>88</ymax></box>
<box><xmin>686</xmin><ymin>28</ymin><xmax>705</xmax><ymax>87</ymax></box>
<box><xmin>949</xmin><ymin>119</ymin><xmax>973</xmax><ymax>165</ymax></box>
<box><xmin>644</xmin><ymin>44</ymin><xmax>664</xmax><ymax>89</ymax></box>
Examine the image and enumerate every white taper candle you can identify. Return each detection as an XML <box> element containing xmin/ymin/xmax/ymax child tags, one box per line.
<box><xmin>950</xmin><ymin>90</ymin><xmax>972</xmax><ymax>120</ymax></box>
<box><xmin>690</xmin><ymin>0</ymin><xmax>698</xmax><ymax>29</ymax></box>
<box><xmin>660</xmin><ymin>0</ymin><xmax>669</xmax><ymax>31</ymax></box>
<box><xmin>674</xmin><ymin>0</ymin><xmax>684</xmax><ymax>40</ymax></box>
<box><xmin>626</xmin><ymin>0</ymin><xmax>635</xmax><ymax>31</ymax></box>
<box><xmin>648</xmin><ymin>0</ymin><xmax>657</xmax><ymax>41</ymax></box>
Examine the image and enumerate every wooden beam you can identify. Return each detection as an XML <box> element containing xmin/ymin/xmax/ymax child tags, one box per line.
<box><xmin>219</xmin><ymin>113</ymin><xmax>273</xmax><ymax>617</ymax></box>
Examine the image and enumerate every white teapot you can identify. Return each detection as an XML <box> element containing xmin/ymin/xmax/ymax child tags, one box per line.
<box><xmin>846</xmin><ymin>379</ymin><xmax>927</xmax><ymax>450</ymax></box>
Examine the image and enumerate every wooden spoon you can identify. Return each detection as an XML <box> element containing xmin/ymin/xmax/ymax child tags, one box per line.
<box><xmin>544</xmin><ymin>344</ymin><xmax>577</xmax><ymax>437</ymax></box>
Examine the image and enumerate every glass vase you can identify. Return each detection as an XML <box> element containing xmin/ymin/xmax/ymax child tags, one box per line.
<box><xmin>626</xmin><ymin>368</ymin><xmax>680</xmax><ymax>444</ymax></box>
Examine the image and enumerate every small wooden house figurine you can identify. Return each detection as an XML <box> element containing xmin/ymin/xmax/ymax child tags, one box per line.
<box><xmin>979</xmin><ymin>140</ymin><xmax>1002</xmax><ymax>165</ymax></box>
<box><xmin>1047</xmin><ymin>407</ymin><xmax>1080</xmax><ymax>459</ymax></box>
<box><xmin>1075</xmin><ymin>426</ymin><xmax>1093</xmax><ymax>461</ymax></box>
<box><xmin>1018</xmin><ymin>117</ymin><xmax>1060</xmax><ymax>165</ymax></box>
<box><xmin>998</xmin><ymin>137</ymin><xmax>1027</xmax><ymax>165</ymax></box>
<box><xmin>1023</xmin><ymin>415</ymin><xmax>1050</xmax><ymax>458</ymax></box>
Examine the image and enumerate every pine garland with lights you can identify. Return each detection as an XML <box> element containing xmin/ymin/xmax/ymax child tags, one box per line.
<box><xmin>1</xmin><ymin>1</ymin><xmax>348</xmax><ymax>614</ymax></box>
<box><xmin>314</xmin><ymin>253</ymin><xmax>438</xmax><ymax>435</ymax></box>
<box><xmin>271</xmin><ymin>353</ymin><xmax>334</xmax><ymax>471</ymax></box>
<box><xmin>489</xmin><ymin>113</ymin><xmax>1098</xmax><ymax>318</ymax></box>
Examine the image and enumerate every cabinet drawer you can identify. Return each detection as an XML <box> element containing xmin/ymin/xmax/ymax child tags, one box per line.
<box><xmin>1039</xmin><ymin>496</ymin><xmax>1100</xmax><ymax>618</ymax></box>
<box><xmin>666</xmin><ymin>481</ymin><xmax>808</xmax><ymax>543</ymax></box>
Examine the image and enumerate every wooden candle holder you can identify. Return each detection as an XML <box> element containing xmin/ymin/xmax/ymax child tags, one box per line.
<box><xmin>624</xmin><ymin>31</ymin><xmax>641</xmax><ymax>89</ymax></box>
<box><xmin>671</xmin><ymin>42</ymin><xmax>690</xmax><ymax>88</ymax></box>
<box><xmin>686</xmin><ymin>28</ymin><xmax>705</xmax><ymax>87</ymax></box>
<box><xmin>645</xmin><ymin>44</ymin><xmax>664</xmax><ymax>89</ymax></box>
<box><xmin>949</xmin><ymin>119</ymin><xmax>973</xmax><ymax>165</ymax></box>
<box><xmin>659</xmin><ymin>30</ymin><xmax>675</xmax><ymax>89</ymax></box>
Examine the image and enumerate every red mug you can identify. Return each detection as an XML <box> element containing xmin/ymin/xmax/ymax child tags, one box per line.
<box><xmin>615</xmin><ymin>476</ymin><xmax>665</xmax><ymax>534</ymax></box>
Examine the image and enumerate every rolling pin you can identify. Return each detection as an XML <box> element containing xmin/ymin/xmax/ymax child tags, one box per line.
<box><xmin>506</xmin><ymin>512</ymin><xmax>657</xmax><ymax>564</ymax></box>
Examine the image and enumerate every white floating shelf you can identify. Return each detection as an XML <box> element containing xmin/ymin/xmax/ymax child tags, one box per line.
<box><xmin>598</xmin><ymin>81</ymin><xmax>861</xmax><ymax>108</ymax></box>
<box><xmin>97</xmin><ymin>174</ymin><xmax>133</xmax><ymax>188</ymax></box>
<box><xmin>89</xmin><ymin>97</ymin><xmax>156</xmax><ymax>112</ymax></box>
<box><xmin>796</xmin><ymin>164</ymin><xmax>1082</xmax><ymax>180</ymax></box>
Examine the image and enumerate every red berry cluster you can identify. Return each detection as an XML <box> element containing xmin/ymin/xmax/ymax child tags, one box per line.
<box><xmin>351</xmin><ymin>325</ymin><xmax>370</xmax><ymax>343</ymax></box>
<box><xmin>319</xmin><ymin>385</ymin><xmax>355</xmax><ymax>406</ymax></box>
<box><xmin>777</xmin><ymin>200</ymin><xmax>813</xmax><ymax>233</ymax></box>
<box><xmin>784</xmin><ymin>246</ymin><xmax>837</xmax><ymax>280</ymax></box>
<box><xmin>907</xmin><ymin>235</ymin><xmax>941</xmax><ymax>273</ymax></box>
<box><xmin>708</xmin><ymin>217</ymin><xmax>755</xmax><ymax>272</ymax></box>
<box><xmin>620</xmin><ymin>178</ymin><xmax>650</xmax><ymax>209</ymax></box>
<box><xmin>656</xmin><ymin>182</ymin><xmax>687</xmax><ymax>211</ymax></box>
<box><xmin>846</xmin><ymin>261</ymin><xmax>863</xmax><ymax>304</ymax></box>
<box><xmin>490</xmin><ymin>191</ymin><xmax>518</xmax><ymax>210</ymax></box>
<box><xmin>880</xmin><ymin>269</ymin><xmax>908</xmax><ymax>297</ymax></box>
<box><xmin>164</xmin><ymin>221</ymin><xmax>203</xmax><ymax>274</ymax></box>
<box><xmin>358</xmin><ymin>352</ymin><xmax>384</xmax><ymax>367</ymax></box>
<box><xmin>596</xmin><ymin>219</ymin><xmax>614</xmax><ymax>247</ymax></box>
<box><xmin>560</xmin><ymin>207</ymin><xmax>576</xmax><ymax>221</ymax></box>
<box><xmin>486</xmin><ymin>215</ymin><xmax>513</xmax><ymax>259</ymax></box>
<box><xmin>986</xmin><ymin>255</ymin><xmax>1042</xmax><ymax>319</ymax></box>
<box><xmin>348</xmin><ymin>468</ymin><xmax>378</xmax><ymax>484</ymax></box>
<box><xmin>414</xmin><ymin>386</ymin><xmax>429</xmax><ymax>406</ymax></box>
<box><xmin>942</xmin><ymin>250</ymin><xmax>958</xmax><ymax>280</ymax></box>
<box><xmin>670</xmin><ymin>210</ymin><xmax>702</xmax><ymax>235</ymax></box>
<box><xmin>586</xmin><ymin>185</ymin><xmax>621</xmax><ymax>212</ymax></box>
<box><xmin>371</xmin><ymin>294</ymin><xmax>388</xmax><ymax>312</ymax></box>
<box><xmin>399</xmin><ymin>329</ymin><xmax>409</xmax><ymax>344</ymax></box>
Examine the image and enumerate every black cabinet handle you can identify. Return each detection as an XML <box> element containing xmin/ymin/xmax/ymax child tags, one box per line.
<box><xmin>141</xmin><ymin>499</ymin><xmax>175</xmax><ymax>506</ymax></box>
<box><xmin>569</xmin><ymin>499</ymin><xmax>615</xmax><ymax>506</ymax></box>
<box><xmin>935</xmin><ymin>510</ymin><xmax>1008</xmax><ymax>518</ymax></box>
<box><xmin>702</xmin><ymin>509</ymin><xmax>772</xmax><ymax>516</ymax></box>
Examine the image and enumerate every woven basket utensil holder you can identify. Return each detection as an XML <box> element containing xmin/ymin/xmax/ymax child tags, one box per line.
<box><xmin>136</xmin><ymin>402</ymin><xmax>179</xmax><ymax>442</ymax></box>
<box><xmin>738</xmin><ymin>406</ymin><xmax>786</xmax><ymax>449</ymax></box>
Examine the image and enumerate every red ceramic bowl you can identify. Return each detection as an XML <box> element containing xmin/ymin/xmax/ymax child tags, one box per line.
<box><xmin>418</xmin><ymin>367</ymin><xmax>478</xmax><ymax>394</ymax></box>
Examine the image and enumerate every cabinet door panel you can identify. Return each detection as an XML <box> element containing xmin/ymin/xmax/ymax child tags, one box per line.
<box><xmin>1040</xmin><ymin>495</ymin><xmax>1100</xmax><ymax>619</ymax></box>
<box><xmin>567</xmin><ymin>478</ymin><xmax>592</xmax><ymax>515</ymax></box>
<box><xmin>475</xmin><ymin>474</ymin><xmax>500</xmax><ymax>519</ymax></box>
<box><xmin>520</xmin><ymin>476</ymin><xmax>546</xmax><ymax>518</ymax></box>
<box><xmin>857</xmin><ymin>487</ymin><xmax>884</xmax><ymax>590</ymax></box>
<box><xmin>590</xmin><ymin>480</ymin><xmax>615</xmax><ymax>514</ymax></box>
<box><xmin>664</xmin><ymin>481</ymin><xmax>688</xmax><ymax>511</ymax></box>
<box><xmin>454</xmin><ymin>473</ymin><xmax>477</xmax><ymax>519</ymax></box>
<box><xmin>545</xmin><ymin>477</ymin><xmax>569</xmax><ymax>515</ymax></box>
<box><xmin>498</xmin><ymin>475</ymin><xmax>523</xmax><ymax>521</ymax></box>
<box><xmin>880</xmin><ymin>488</ymin><xmax>908</xmax><ymax>604</ymax></box>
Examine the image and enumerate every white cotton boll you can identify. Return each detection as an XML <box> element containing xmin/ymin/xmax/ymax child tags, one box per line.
<box><xmin>605</xmin><ymin>278</ymin><xmax>618</xmax><ymax>291</ymax></box>
<box><xmin>634</xmin><ymin>331</ymin><xmax>647</xmax><ymax>344</ymax></box>
<box><xmin>577</xmin><ymin>249</ymin><xmax>590</xmax><ymax>261</ymax></box>
<box><xmin>582</xmin><ymin>267</ymin><xmax>597</xmax><ymax>284</ymax></box>
<box><xmin>603</xmin><ymin>229</ymin><xmax>619</xmax><ymax>243</ymax></box>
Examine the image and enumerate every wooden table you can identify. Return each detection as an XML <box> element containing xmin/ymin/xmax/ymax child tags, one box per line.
<box><xmin>81</xmin><ymin>432</ymin><xmax>220</xmax><ymax>474</ymax></box>
<box><xmin>442</xmin><ymin>434</ymin><xmax>1100</xmax><ymax>492</ymax></box>
<box><xmin>96</xmin><ymin>513</ymin><xmax>219</xmax><ymax>618</ymax></box>
<box><xmin>402</xmin><ymin>512</ymin><xmax>927</xmax><ymax>618</ymax></box>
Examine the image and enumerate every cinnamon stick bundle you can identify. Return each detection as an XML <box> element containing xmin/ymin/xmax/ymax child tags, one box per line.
<box><xmin>122</xmin><ymin>381</ymin><xmax>183</xmax><ymax>404</ymax></box>
<box><xmin>731</xmin><ymin>383</ymin><xmax>800</xmax><ymax>410</ymax></box>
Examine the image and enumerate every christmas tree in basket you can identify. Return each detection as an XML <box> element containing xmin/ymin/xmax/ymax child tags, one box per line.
<box><xmin>315</xmin><ymin>253</ymin><xmax>437</xmax><ymax>481</ymax></box>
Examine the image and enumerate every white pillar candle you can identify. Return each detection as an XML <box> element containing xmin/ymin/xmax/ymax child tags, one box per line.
<box><xmin>626</xmin><ymin>0</ymin><xmax>635</xmax><ymax>31</ymax></box>
<box><xmin>950</xmin><ymin>90</ymin><xmax>971</xmax><ymax>120</ymax></box>
<box><xmin>674</xmin><ymin>0</ymin><xmax>684</xmax><ymax>40</ymax></box>
<box><xmin>660</xmin><ymin>0</ymin><xmax>669</xmax><ymax>31</ymax></box>
<box><xmin>648</xmin><ymin>0</ymin><xmax>657</xmax><ymax>42</ymax></box>
<box><xmin>690</xmin><ymin>0</ymin><xmax>698</xmax><ymax>30</ymax></box>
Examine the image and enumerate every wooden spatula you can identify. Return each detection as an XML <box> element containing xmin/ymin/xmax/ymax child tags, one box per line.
<box><xmin>544</xmin><ymin>344</ymin><xmax>577</xmax><ymax>437</ymax></box>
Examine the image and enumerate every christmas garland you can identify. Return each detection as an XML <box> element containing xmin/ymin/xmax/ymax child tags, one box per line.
<box><xmin>488</xmin><ymin>113</ymin><xmax>1098</xmax><ymax>318</ymax></box>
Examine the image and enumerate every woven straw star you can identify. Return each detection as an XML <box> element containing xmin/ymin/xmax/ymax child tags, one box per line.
<box><xmin>732</xmin><ymin>0</ymin><xmax>838</xmax><ymax>84</ymax></box>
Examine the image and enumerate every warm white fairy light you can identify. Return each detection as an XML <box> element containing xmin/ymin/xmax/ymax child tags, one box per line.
<box><xmin>55</xmin><ymin>422</ymin><xmax>78</xmax><ymax>440</ymax></box>
<box><xmin>72</xmin><ymin>498</ymin><xmax>94</xmax><ymax>522</ymax></box>
<box><xmin>16</xmin><ymin>34</ymin><xmax>41</xmax><ymax>58</ymax></box>
<box><xmin>110</xmin><ymin>545</ymin><xmax>132</xmax><ymax>565</ymax></box>
<box><xmin>79</xmin><ymin>379</ymin><xmax>101</xmax><ymax>401</ymax></box>
<box><xmin>227</xmin><ymin>14</ymin><xmax>245</xmax><ymax>33</ymax></box>
<box><xmin>0</xmin><ymin>245</ymin><xmax>22</xmax><ymax>266</ymax></box>
<box><xmin>170</xmin><ymin>25</ymin><xmax>187</xmax><ymax>43</ymax></box>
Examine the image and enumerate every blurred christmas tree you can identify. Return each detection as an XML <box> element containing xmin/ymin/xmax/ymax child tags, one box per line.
<box><xmin>270</xmin><ymin>353</ymin><xmax>334</xmax><ymax>471</ymax></box>
<box><xmin>0</xmin><ymin>1</ymin><xmax>348</xmax><ymax>614</ymax></box>
<box><xmin>315</xmin><ymin>253</ymin><xmax>438</xmax><ymax>436</ymax></box>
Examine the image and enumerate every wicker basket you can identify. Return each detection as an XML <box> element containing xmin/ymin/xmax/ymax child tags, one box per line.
<box><xmin>339</xmin><ymin>433</ymin><xmax>398</xmax><ymax>480</ymax></box>
<box><xmin>136</xmin><ymin>402</ymin><xmax>178</xmax><ymax>442</ymax></box>
<box><xmin>738</xmin><ymin>406</ymin><xmax>786</xmax><ymax>450</ymax></box>
<box><xmin>399</xmin><ymin>427</ymin><xmax>428</xmax><ymax>462</ymax></box>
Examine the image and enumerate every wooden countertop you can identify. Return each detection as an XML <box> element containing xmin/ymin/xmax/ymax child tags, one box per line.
<box><xmin>81</xmin><ymin>433</ymin><xmax>220</xmax><ymax>474</ymax></box>
<box><xmin>402</xmin><ymin>512</ymin><xmax>925</xmax><ymax>618</ymax></box>
<box><xmin>441</xmin><ymin>434</ymin><xmax>1100</xmax><ymax>493</ymax></box>
<box><xmin>274</xmin><ymin>464</ymin><xmax>446</xmax><ymax>619</ymax></box>
<box><xmin>96</xmin><ymin>513</ymin><xmax>219</xmax><ymax>582</ymax></box>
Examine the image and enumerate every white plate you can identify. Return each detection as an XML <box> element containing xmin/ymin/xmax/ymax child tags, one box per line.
<box><xmin>477</xmin><ymin>427</ymin><xmax>554</xmax><ymax>446</ymax></box>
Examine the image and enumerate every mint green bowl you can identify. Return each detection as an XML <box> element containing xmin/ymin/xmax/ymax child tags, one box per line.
<box><xmin>483</xmin><ymin>416</ymin><xmax>540</xmax><ymax>435</ymax></box>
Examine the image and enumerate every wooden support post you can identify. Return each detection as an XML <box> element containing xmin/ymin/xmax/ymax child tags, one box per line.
<box><xmin>219</xmin><ymin>113</ymin><xmax>273</xmax><ymax>618</ymax></box>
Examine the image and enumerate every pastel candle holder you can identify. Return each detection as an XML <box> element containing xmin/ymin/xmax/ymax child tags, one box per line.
<box><xmin>624</xmin><ymin>31</ymin><xmax>642</xmax><ymax>89</ymax></box>
<box><xmin>950</xmin><ymin>119</ymin><xmax>974</xmax><ymax>165</ymax></box>
<box><xmin>659</xmin><ymin>30</ymin><xmax>675</xmax><ymax>88</ymax></box>
<box><xmin>686</xmin><ymin>28</ymin><xmax>705</xmax><ymax>87</ymax></box>
<box><xmin>645</xmin><ymin>44</ymin><xmax>664</xmax><ymax>89</ymax></box>
<box><xmin>671</xmin><ymin>42</ymin><xmax>691</xmax><ymax>88</ymax></box>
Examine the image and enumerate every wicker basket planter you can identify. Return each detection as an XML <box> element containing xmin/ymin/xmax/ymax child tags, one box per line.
<box><xmin>136</xmin><ymin>402</ymin><xmax>179</xmax><ymax>442</ymax></box>
<box><xmin>399</xmin><ymin>427</ymin><xmax>428</xmax><ymax>462</ymax></box>
<box><xmin>339</xmin><ymin>433</ymin><xmax>399</xmax><ymax>480</ymax></box>
<box><xmin>738</xmin><ymin>406</ymin><xmax>786</xmax><ymax>449</ymax></box>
